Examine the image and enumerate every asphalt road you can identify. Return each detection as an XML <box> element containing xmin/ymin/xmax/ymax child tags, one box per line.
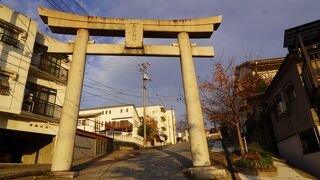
<box><xmin>75</xmin><ymin>143</ymin><xmax>191</xmax><ymax>180</ymax></box>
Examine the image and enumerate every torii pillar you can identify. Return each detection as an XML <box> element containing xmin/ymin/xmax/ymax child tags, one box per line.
<box><xmin>38</xmin><ymin>7</ymin><xmax>224</xmax><ymax>178</ymax></box>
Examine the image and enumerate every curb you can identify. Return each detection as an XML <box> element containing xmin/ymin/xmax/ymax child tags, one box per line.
<box><xmin>0</xmin><ymin>170</ymin><xmax>48</xmax><ymax>180</ymax></box>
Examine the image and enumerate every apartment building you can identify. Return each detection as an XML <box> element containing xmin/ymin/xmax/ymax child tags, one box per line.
<box><xmin>79</xmin><ymin>104</ymin><xmax>143</xmax><ymax>146</ymax></box>
<box><xmin>136</xmin><ymin>105</ymin><xmax>177</xmax><ymax>145</ymax></box>
<box><xmin>236</xmin><ymin>57</ymin><xmax>284</xmax><ymax>85</ymax></box>
<box><xmin>0</xmin><ymin>4</ymin><xmax>69</xmax><ymax>163</ymax></box>
<box><xmin>263</xmin><ymin>19</ymin><xmax>320</xmax><ymax>178</ymax></box>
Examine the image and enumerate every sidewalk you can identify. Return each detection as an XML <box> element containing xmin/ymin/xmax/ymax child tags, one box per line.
<box><xmin>0</xmin><ymin>164</ymin><xmax>50</xmax><ymax>179</ymax></box>
<box><xmin>238</xmin><ymin>159</ymin><xmax>317</xmax><ymax>180</ymax></box>
<box><xmin>0</xmin><ymin>154</ymin><xmax>108</xmax><ymax>180</ymax></box>
<box><xmin>209</xmin><ymin>150</ymin><xmax>317</xmax><ymax>180</ymax></box>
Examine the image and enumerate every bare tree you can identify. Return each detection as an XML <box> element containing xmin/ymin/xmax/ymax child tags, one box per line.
<box><xmin>176</xmin><ymin>114</ymin><xmax>189</xmax><ymax>133</ymax></box>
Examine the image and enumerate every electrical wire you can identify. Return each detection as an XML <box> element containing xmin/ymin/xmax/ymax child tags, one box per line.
<box><xmin>58</xmin><ymin>0</ymin><xmax>75</xmax><ymax>13</ymax></box>
<box><xmin>71</xmin><ymin>0</ymin><xmax>89</xmax><ymax>15</ymax></box>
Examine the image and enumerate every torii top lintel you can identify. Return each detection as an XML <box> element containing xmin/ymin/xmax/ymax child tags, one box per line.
<box><xmin>38</xmin><ymin>6</ymin><xmax>221</xmax><ymax>39</ymax></box>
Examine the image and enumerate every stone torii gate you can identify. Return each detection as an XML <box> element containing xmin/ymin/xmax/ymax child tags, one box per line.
<box><xmin>38</xmin><ymin>7</ymin><xmax>222</xmax><ymax>176</ymax></box>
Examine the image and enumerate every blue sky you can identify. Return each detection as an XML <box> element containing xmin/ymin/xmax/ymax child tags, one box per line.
<box><xmin>1</xmin><ymin>0</ymin><xmax>319</xmax><ymax>124</ymax></box>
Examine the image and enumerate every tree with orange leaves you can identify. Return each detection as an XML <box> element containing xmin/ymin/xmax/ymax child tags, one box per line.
<box><xmin>200</xmin><ymin>59</ymin><xmax>268</xmax><ymax>155</ymax></box>
<box><xmin>138</xmin><ymin>115</ymin><xmax>158</xmax><ymax>141</ymax></box>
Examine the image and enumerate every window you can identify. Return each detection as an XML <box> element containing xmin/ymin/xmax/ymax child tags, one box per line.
<box><xmin>126</xmin><ymin>108</ymin><xmax>128</xmax><ymax>112</ymax></box>
<box><xmin>0</xmin><ymin>24</ymin><xmax>20</xmax><ymax>47</ymax></box>
<box><xmin>102</xmin><ymin>111</ymin><xmax>104</xmax><ymax>115</ymax></box>
<box><xmin>299</xmin><ymin>128</ymin><xmax>320</xmax><ymax>154</ymax></box>
<box><xmin>82</xmin><ymin>119</ymin><xmax>86</xmax><ymax>126</ymax></box>
<box><xmin>120</xmin><ymin>109</ymin><xmax>123</xmax><ymax>113</ymax></box>
<box><xmin>0</xmin><ymin>74</ymin><xmax>10</xmax><ymax>95</ymax></box>
<box><xmin>109</xmin><ymin>110</ymin><xmax>111</xmax><ymax>114</ymax></box>
<box><xmin>23</xmin><ymin>82</ymin><xmax>57</xmax><ymax>117</ymax></box>
<box><xmin>105</xmin><ymin>110</ymin><xmax>108</xmax><ymax>114</ymax></box>
<box><xmin>286</xmin><ymin>86</ymin><xmax>296</xmax><ymax>103</ymax></box>
<box><xmin>273</xmin><ymin>97</ymin><xmax>282</xmax><ymax>121</ymax></box>
<box><xmin>39</xmin><ymin>54</ymin><xmax>68</xmax><ymax>81</ymax></box>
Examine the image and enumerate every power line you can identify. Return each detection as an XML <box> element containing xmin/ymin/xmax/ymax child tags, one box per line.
<box><xmin>83</xmin><ymin>90</ymin><xmax>128</xmax><ymax>105</ymax></box>
<box><xmin>71</xmin><ymin>0</ymin><xmax>89</xmax><ymax>15</ymax></box>
<box><xmin>45</xmin><ymin>0</ymin><xmax>65</xmax><ymax>12</ymax></box>
<box><xmin>148</xmin><ymin>81</ymin><xmax>165</xmax><ymax>106</ymax></box>
<box><xmin>84</xmin><ymin>78</ymin><xmax>183</xmax><ymax>101</ymax></box>
<box><xmin>58</xmin><ymin>0</ymin><xmax>75</xmax><ymax>13</ymax></box>
<box><xmin>83</xmin><ymin>84</ymin><xmax>133</xmax><ymax>104</ymax></box>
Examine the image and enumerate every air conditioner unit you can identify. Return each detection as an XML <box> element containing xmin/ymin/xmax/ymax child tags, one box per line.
<box><xmin>278</xmin><ymin>101</ymin><xmax>290</xmax><ymax>115</ymax></box>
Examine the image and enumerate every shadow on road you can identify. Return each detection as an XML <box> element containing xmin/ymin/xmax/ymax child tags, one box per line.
<box><xmin>156</xmin><ymin>148</ymin><xmax>193</xmax><ymax>169</ymax></box>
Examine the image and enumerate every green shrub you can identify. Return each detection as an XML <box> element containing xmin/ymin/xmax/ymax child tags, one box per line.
<box><xmin>235</xmin><ymin>143</ymin><xmax>274</xmax><ymax>171</ymax></box>
<box><xmin>235</xmin><ymin>157</ymin><xmax>274</xmax><ymax>170</ymax></box>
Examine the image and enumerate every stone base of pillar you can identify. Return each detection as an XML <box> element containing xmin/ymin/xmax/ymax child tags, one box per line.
<box><xmin>45</xmin><ymin>171</ymin><xmax>79</xmax><ymax>178</ymax></box>
<box><xmin>185</xmin><ymin>166</ymin><xmax>226</xmax><ymax>180</ymax></box>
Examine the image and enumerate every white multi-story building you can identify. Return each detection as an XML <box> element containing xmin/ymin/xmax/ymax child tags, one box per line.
<box><xmin>79</xmin><ymin>104</ymin><xmax>143</xmax><ymax>146</ymax></box>
<box><xmin>136</xmin><ymin>105</ymin><xmax>177</xmax><ymax>145</ymax></box>
<box><xmin>0</xmin><ymin>4</ymin><xmax>70</xmax><ymax>164</ymax></box>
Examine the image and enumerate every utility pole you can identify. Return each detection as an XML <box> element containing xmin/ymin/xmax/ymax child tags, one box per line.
<box><xmin>138</xmin><ymin>63</ymin><xmax>151</xmax><ymax>147</ymax></box>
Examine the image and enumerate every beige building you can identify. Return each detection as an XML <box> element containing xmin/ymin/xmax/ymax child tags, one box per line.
<box><xmin>136</xmin><ymin>105</ymin><xmax>177</xmax><ymax>145</ymax></box>
<box><xmin>236</xmin><ymin>57</ymin><xmax>284</xmax><ymax>83</ymax></box>
<box><xmin>0</xmin><ymin>4</ymin><xmax>70</xmax><ymax>163</ymax></box>
<box><xmin>79</xmin><ymin>104</ymin><xmax>143</xmax><ymax>146</ymax></box>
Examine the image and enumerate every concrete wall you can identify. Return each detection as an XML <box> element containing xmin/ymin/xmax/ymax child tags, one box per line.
<box><xmin>21</xmin><ymin>135</ymin><xmax>55</xmax><ymax>164</ymax></box>
<box><xmin>278</xmin><ymin>135</ymin><xmax>320</xmax><ymax>178</ymax></box>
<box><xmin>0</xmin><ymin>113</ymin><xmax>59</xmax><ymax>135</ymax></box>
<box><xmin>108</xmin><ymin>132</ymin><xmax>143</xmax><ymax>146</ymax></box>
<box><xmin>73</xmin><ymin>133</ymin><xmax>140</xmax><ymax>160</ymax></box>
<box><xmin>73</xmin><ymin>135</ymin><xmax>96</xmax><ymax>160</ymax></box>
<box><xmin>0</xmin><ymin>128</ymin><xmax>55</xmax><ymax>164</ymax></box>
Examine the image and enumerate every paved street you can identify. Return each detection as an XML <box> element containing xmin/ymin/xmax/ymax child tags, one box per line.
<box><xmin>75</xmin><ymin>143</ymin><xmax>191</xmax><ymax>180</ymax></box>
<box><xmin>8</xmin><ymin>141</ymin><xmax>317</xmax><ymax>180</ymax></box>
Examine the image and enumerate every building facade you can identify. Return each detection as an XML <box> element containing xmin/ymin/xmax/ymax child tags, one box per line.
<box><xmin>264</xmin><ymin>20</ymin><xmax>320</xmax><ymax>178</ymax></box>
<box><xmin>0</xmin><ymin>4</ymin><xmax>69</xmax><ymax>163</ymax></box>
<box><xmin>79</xmin><ymin>104</ymin><xmax>143</xmax><ymax>146</ymax></box>
<box><xmin>136</xmin><ymin>105</ymin><xmax>177</xmax><ymax>145</ymax></box>
<box><xmin>235</xmin><ymin>57</ymin><xmax>284</xmax><ymax>153</ymax></box>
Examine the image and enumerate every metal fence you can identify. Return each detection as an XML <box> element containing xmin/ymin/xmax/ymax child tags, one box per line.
<box><xmin>22</xmin><ymin>94</ymin><xmax>62</xmax><ymax>119</ymax></box>
<box><xmin>0</xmin><ymin>32</ymin><xmax>19</xmax><ymax>47</ymax></box>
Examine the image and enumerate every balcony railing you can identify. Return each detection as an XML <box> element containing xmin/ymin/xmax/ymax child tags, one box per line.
<box><xmin>22</xmin><ymin>94</ymin><xmax>62</xmax><ymax>119</ymax></box>
<box><xmin>0</xmin><ymin>32</ymin><xmax>19</xmax><ymax>47</ymax></box>
<box><xmin>31</xmin><ymin>55</ymin><xmax>68</xmax><ymax>82</ymax></box>
<box><xmin>105</xmin><ymin>120</ymin><xmax>133</xmax><ymax>132</ymax></box>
